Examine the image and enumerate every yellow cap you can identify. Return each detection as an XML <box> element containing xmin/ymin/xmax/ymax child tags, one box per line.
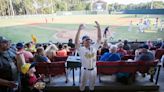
<box><xmin>21</xmin><ymin>63</ymin><xmax>31</xmax><ymax>74</ymax></box>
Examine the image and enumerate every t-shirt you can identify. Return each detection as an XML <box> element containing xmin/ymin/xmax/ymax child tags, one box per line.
<box><xmin>56</xmin><ymin>49</ymin><xmax>67</xmax><ymax>56</ymax></box>
<box><xmin>99</xmin><ymin>52</ymin><xmax>111</xmax><ymax>61</ymax></box>
<box><xmin>34</xmin><ymin>55</ymin><xmax>49</xmax><ymax>62</ymax></box>
<box><xmin>136</xmin><ymin>52</ymin><xmax>154</xmax><ymax>61</ymax></box>
<box><xmin>77</xmin><ymin>43</ymin><xmax>100</xmax><ymax>69</ymax></box>
<box><xmin>117</xmin><ymin>49</ymin><xmax>127</xmax><ymax>57</ymax></box>
<box><xmin>107</xmin><ymin>53</ymin><xmax>121</xmax><ymax>61</ymax></box>
<box><xmin>29</xmin><ymin>75</ymin><xmax>37</xmax><ymax>86</ymax></box>
<box><xmin>18</xmin><ymin>50</ymin><xmax>33</xmax><ymax>62</ymax></box>
<box><xmin>0</xmin><ymin>50</ymin><xmax>18</xmax><ymax>81</ymax></box>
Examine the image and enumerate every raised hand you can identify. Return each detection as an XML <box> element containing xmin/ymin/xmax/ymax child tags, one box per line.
<box><xmin>94</xmin><ymin>21</ymin><xmax>100</xmax><ymax>28</ymax></box>
<box><xmin>78</xmin><ymin>24</ymin><xmax>84</xmax><ymax>30</ymax></box>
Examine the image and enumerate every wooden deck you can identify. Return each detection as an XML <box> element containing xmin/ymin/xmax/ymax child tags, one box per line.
<box><xmin>43</xmin><ymin>68</ymin><xmax>160</xmax><ymax>92</ymax></box>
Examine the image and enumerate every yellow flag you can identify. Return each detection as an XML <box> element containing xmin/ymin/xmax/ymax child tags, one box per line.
<box><xmin>31</xmin><ymin>34</ymin><xmax>37</xmax><ymax>43</ymax></box>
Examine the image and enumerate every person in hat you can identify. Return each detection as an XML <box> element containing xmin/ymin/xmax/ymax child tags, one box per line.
<box><xmin>21</xmin><ymin>62</ymin><xmax>44</xmax><ymax>92</ymax></box>
<box><xmin>16</xmin><ymin>42</ymin><xmax>33</xmax><ymax>63</ymax></box>
<box><xmin>75</xmin><ymin>21</ymin><xmax>101</xmax><ymax>92</ymax></box>
<box><xmin>0</xmin><ymin>36</ymin><xmax>19</xmax><ymax>92</ymax></box>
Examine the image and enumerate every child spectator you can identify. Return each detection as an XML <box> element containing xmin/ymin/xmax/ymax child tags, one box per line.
<box><xmin>21</xmin><ymin>62</ymin><xmax>45</xmax><ymax>92</ymax></box>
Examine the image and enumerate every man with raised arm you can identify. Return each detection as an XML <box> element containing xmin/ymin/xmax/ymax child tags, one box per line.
<box><xmin>75</xmin><ymin>21</ymin><xmax>101</xmax><ymax>92</ymax></box>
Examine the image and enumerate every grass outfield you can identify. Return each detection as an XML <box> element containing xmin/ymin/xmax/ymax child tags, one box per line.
<box><xmin>0</xmin><ymin>14</ymin><xmax>164</xmax><ymax>43</ymax></box>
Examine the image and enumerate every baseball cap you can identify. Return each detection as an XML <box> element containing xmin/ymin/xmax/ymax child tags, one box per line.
<box><xmin>141</xmin><ymin>44</ymin><xmax>149</xmax><ymax>49</ymax></box>
<box><xmin>16</xmin><ymin>42</ymin><xmax>24</xmax><ymax>49</ymax></box>
<box><xmin>82</xmin><ymin>35</ymin><xmax>91</xmax><ymax>41</ymax></box>
<box><xmin>0</xmin><ymin>36</ymin><xmax>9</xmax><ymax>43</ymax></box>
<box><xmin>21</xmin><ymin>62</ymin><xmax>37</xmax><ymax>74</ymax></box>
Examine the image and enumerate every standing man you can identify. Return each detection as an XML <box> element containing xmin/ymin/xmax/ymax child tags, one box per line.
<box><xmin>0</xmin><ymin>36</ymin><xmax>19</xmax><ymax>92</ymax></box>
<box><xmin>75</xmin><ymin>21</ymin><xmax>101</xmax><ymax>92</ymax></box>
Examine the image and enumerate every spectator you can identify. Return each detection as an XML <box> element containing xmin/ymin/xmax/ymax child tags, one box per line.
<box><xmin>63</xmin><ymin>44</ymin><xmax>70</xmax><ymax>52</ymax></box>
<box><xmin>67</xmin><ymin>38</ymin><xmax>75</xmax><ymax>48</ymax></box>
<box><xmin>123</xmin><ymin>40</ymin><xmax>131</xmax><ymax>50</ymax></box>
<box><xmin>100</xmin><ymin>45</ymin><xmax>121</xmax><ymax>61</ymax></box>
<box><xmin>34</xmin><ymin>47</ymin><xmax>51</xmax><ymax>63</ymax></box>
<box><xmin>117</xmin><ymin>42</ymin><xmax>127</xmax><ymax>57</ymax></box>
<box><xmin>100</xmin><ymin>40</ymin><xmax>109</xmax><ymax>55</ymax></box>
<box><xmin>160</xmin><ymin>41</ymin><xmax>164</xmax><ymax>49</ymax></box>
<box><xmin>21</xmin><ymin>62</ymin><xmax>45</xmax><ymax>92</ymax></box>
<box><xmin>16</xmin><ymin>42</ymin><xmax>33</xmax><ymax>63</ymax></box>
<box><xmin>45</xmin><ymin>44</ymin><xmax>58</xmax><ymax>60</ymax></box>
<box><xmin>155</xmin><ymin>39</ymin><xmax>163</xmax><ymax>49</ymax></box>
<box><xmin>146</xmin><ymin>40</ymin><xmax>153</xmax><ymax>49</ymax></box>
<box><xmin>107</xmin><ymin>45</ymin><xmax>121</xmax><ymax>61</ymax></box>
<box><xmin>25</xmin><ymin>42</ymin><xmax>36</xmax><ymax>53</ymax></box>
<box><xmin>135</xmin><ymin>44</ymin><xmax>154</xmax><ymax>61</ymax></box>
<box><xmin>0</xmin><ymin>36</ymin><xmax>19</xmax><ymax>92</ymax></box>
<box><xmin>56</xmin><ymin>44</ymin><xmax>67</xmax><ymax>57</ymax></box>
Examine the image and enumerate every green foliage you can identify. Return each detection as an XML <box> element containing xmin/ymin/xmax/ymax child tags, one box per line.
<box><xmin>0</xmin><ymin>0</ymin><xmax>164</xmax><ymax>15</ymax></box>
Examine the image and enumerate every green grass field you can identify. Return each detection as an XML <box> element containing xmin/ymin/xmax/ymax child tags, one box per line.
<box><xmin>0</xmin><ymin>14</ymin><xmax>164</xmax><ymax>43</ymax></box>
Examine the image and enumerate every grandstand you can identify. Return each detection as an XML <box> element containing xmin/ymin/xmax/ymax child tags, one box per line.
<box><xmin>0</xmin><ymin>0</ymin><xmax>164</xmax><ymax>92</ymax></box>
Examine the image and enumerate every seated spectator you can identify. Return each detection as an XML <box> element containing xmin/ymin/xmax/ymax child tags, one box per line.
<box><xmin>131</xmin><ymin>40</ymin><xmax>140</xmax><ymax>52</ymax></box>
<box><xmin>160</xmin><ymin>41</ymin><xmax>164</xmax><ymax>49</ymax></box>
<box><xmin>21</xmin><ymin>62</ymin><xmax>45</xmax><ymax>92</ymax></box>
<box><xmin>25</xmin><ymin>42</ymin><xmax>36</xmax><ymax>53</ymax></box>
<box><xmin>56</xmin><ymin>44</ymin><xmax>67</xmax><ymax>56</ymax></box>
<box><xmin>67</xmin><ymin>38</ymin><xmax>75</xmax><ymax>48</ymax></box>
<box><xmin>99</xmin><ymin>51</ymin><xmax>111</xmax><ymax>61</ymax></box>
<box><xmin>63</xmin><ymin>44</ymin><xmax>70</xmax><ymax>52</ymax></box>
<box><xmin>135</xmin><ymin>44</ymin><xmax>154</xmax><ymax>61</ymax></box>
<box><xmin>45</xmin><ymin>44</ymin><xmax>58</xmax><ymax>60</ymax></box>
<box><xmin>117</xmin><ymin>42</ymin><xmax>127</xmax><ymax>57</ymax></box>
<box><xmin>155</xmin><ymin>39</ymin><xmax>163</xmax><ymax>49</ymax></box>
<box><xmin>123</xmin><ymin>40</ymin><xmax>131</xmax><ymax>50</ymax></box>
<box><xmin>100</xmin><ymin>45</ymin><xmax>121</xmax><ymax>61</ymax></box>
<box><xmin>34</xmin><ymin>47</ymin><xmax>51</xmax><ymax>63</ymax></box>
<box><xmin>16</xmin><ymin>42</ymin><xmax>34</xmax><ymax>63</ymax></box>
<box><xmin>146</xmin><ymin>40</ymin><xmax>153</xmax><ymax>49</ymax></box>
<box><xmin>100</xmin><ymin>40</ymin><xmax>109</xmax><ymax>55</ymax></box>
<box><xmin>134</xmin><ymin>45</ymin><xmax>143</xmax><ymax>60</ymax></box>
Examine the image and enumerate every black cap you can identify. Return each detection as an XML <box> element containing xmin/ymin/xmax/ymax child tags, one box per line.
<box><xmin>141</xmin><ymin>44</ymin><xmax>149</xmax><ymax>49</ymax></box>
<box><xmin>16</xmin><ymin>42</ymin><xmax>24</xmax><ymax>49</ymax></box>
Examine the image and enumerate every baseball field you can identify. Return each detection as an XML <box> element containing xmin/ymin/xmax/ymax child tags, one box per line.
<box><xmin>0</xmin><ymin>14</ymin><xmax>164</xmax><ymax>43</ymax></box>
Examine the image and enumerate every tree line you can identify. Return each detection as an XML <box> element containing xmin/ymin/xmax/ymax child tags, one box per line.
<box><xmin>0</xmin><ymin>0</ymin><xmax>164</xmax><ymax>16</ymax></box>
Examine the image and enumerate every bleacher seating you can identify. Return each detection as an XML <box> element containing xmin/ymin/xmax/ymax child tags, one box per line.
<box><xmin>96</xmin><ymin>60</ymin><xmax>160</xmax><ymax>84</ymax></box>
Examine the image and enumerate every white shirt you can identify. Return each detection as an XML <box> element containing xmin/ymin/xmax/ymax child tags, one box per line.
<box><xmin>77</xmin><ymin>43</ymin><xmax>100</xmax><ymax>69</ymax></box>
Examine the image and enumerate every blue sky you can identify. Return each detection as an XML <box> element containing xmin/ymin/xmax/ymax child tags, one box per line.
<box><xmin>103</xmin><ymin>0</ymin><xmax>164</xmax><ymax>4</ymax></box>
